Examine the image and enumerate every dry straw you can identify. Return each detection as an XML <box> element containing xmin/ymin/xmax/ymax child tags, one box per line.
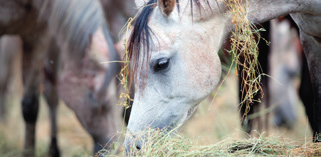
<box><xmin>224</xmin><ymin>0</ymin><xmax>268</xmax><ymax>119</ymax></box>
<box><xmin>98</xmin><ymin>128</ymin><xmax>321</xmax><ymax>156</ymax></box>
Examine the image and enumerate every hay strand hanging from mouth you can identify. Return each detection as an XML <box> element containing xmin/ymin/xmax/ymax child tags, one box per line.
<box><xmin>225</xmin><ymin>0</ymin><xmax>266</xmax><ymax>119</ymax></box>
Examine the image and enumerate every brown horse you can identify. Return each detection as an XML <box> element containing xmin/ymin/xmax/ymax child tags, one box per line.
<box><xmin>0</xmin><ymin>0</ymin><xmax>127</xmax><ymax>156</ymax></box>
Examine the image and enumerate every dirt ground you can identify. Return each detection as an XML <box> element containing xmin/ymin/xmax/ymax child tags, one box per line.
<box><xmin>0</xmin><ymin>55</ymin><xmax>312</xmax><ymax>156</ymax></box>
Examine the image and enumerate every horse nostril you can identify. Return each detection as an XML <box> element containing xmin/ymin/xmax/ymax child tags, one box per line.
<box><xmin>135</xmin><ymin>140</ymin><xmax>143</xmax><ymax>150</ymax></box>
<box><xmin>124</xmin><ymin>135</ymin><xmax>144</xmax><ymax>152</ymax></box>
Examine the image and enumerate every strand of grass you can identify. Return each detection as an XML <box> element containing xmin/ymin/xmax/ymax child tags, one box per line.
<box><xmin>246</xmin><ymin>105</ymin><xmax>275</xmax><ymax>121</ymax></box>
<box><xmin>248</xmin><ymin>132</ymin><xmax>264</xmax><ymax>156</ymax></box>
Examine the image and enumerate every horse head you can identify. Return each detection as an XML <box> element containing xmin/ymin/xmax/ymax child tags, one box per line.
<box><xmin>124</xmin><ymin>0</ymin><xmax>230</xmax><ymax>151</ymax></box>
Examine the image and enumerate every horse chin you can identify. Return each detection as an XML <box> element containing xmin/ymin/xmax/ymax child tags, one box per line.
<box><xmin>123</xmin><ymin>125</ymin><xmax>176</xmax><ymax>154</ymax></box>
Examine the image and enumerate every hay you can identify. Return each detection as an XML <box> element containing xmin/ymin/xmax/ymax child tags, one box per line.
<box><xmin>223</xmin><ymin>0</ymin><xmax>268</xmax><ymax>118</ymax></box>
<box><xmin>99</xmin><ymin>129</ymin><xmax>321</xmax><ymax>157</ymax></box>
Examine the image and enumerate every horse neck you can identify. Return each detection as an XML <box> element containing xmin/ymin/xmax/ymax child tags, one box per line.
<box><xmin>182</xmin><ymin>0</ymin><xmax>307</xmax><ymax>43</ymax></box>
<box><xmin>181</xmin><ymin>0</ymin><xmax>308</xmax><ymax>28</ymax></box>
<box><xmin>246</xmin><ymin>0</ymin><xmax>307</xmax><ymax>23</ymax></box>
<box><xmin>32</xmin><ymin>0</ymin><xmax>107</xmax><ymax>62</ymax></box>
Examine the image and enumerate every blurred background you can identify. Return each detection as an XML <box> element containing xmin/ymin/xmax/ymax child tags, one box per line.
<box><xmin>0</xmin><ymin>0</ymin><xmax>313</xmax><ymax>156</ymax></box>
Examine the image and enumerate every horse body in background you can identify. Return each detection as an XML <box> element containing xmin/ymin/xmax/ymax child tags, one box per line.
<box><xmin>0</xmin><ymin>0</ymin><xmax>126</xmax><ymax>156</ymax></box>
<box><xmin>269</xmin><ymin>17</ymin><xmax>302</xmax><ymax>129</ymax></box>
<box><xmin>124</xmin><ymin>0</ymin><xmax>321</xmax><ymax>151</ymax></box>
<box><xmin>100</xmin><ymin>0</ymin><xmax>136</xmax><ymax>41</ymax></box>
<box><xmin>239</xmin><ymin>16</ymin><xmax>304</xmax><ymax>133</ymax></box>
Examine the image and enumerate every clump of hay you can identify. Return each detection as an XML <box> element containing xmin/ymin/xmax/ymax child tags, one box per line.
<box><xmin>98</xmin><ymin>129</ymin><xmax>321</xmax><ymax>157</ymax></box>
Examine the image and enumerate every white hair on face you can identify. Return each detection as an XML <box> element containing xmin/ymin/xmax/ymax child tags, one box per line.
<box><xmin>135</xmin><ymin>0</ymin><xmax>148</xmax><ymax>8</ymax></box>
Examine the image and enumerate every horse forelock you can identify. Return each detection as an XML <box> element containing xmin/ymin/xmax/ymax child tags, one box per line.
<box><xmin>128</xmin><ymin>0</ymin><xmax>156</xmax><ymax>83</ymax></box>
<box><xmin>127</xmin><ymin>0</ymin><xmax>211</xmax><ymax>83</ymax></box>
<box><xmin>39</xmin><ymin>0</ymin><xmax>106</xmax><ymax>62</ymax></box>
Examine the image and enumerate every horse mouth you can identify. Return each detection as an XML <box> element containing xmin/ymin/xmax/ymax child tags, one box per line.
<box><xmin>187</xmin><ymin>104</ymin><xmax>198</xmax><ymax>118</ymax></box>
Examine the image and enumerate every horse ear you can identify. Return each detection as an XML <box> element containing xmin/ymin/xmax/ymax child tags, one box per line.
<box><xmin>158</xmin><ymin>0</ymin><xmax>176</xmax><ymax>16</ymax></box>
<box><xmin>135</xmin><ymin>0</ymin><xmax>147</xmax><ymax>8</ymax></box>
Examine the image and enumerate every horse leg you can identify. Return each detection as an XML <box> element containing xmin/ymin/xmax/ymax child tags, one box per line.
<box><xmin>0</xmin><ymin>37</ymin><xmax>10</xmax><ymax>121</ymax></box>
<box><xmin>299</xmin><ymin>31</ymin><xmax>321</xmax><ymax>142</ymax></box>
<box><xmin>21</xmin><ymin>42</ymin><xmax>41</xmax><ymax>157</ymax></box>
<box><xmin>21</xmin><ymin>82</ymin><xmax>40</xmax><ymax>157</ymax></box>
<box><xmin>43</xmin><ymin>41</ymin><xmax>60</xmax><ymax>157</ymax></box>
<box><xmin>299</xmin><ymin>53</ymin><xmax>315</xmax><ymax>133</ymax></box>
<box><xmin>20</xmin><ymin>28</ymin><xmax>48</xmax><ymax>157</ymax></box>
<box><xmin>257</xmin><ymin>21</ymin><xmax>270</xmax><ymax>135</ymax></box>
<box><xmin>0</xmin><ymin>37</ymin><xmax>6</xmax><ymax>121</ymax></box>
<box><xmin>261</xmin><ymin>75</ymin><xmax>270</xmax><ymax>135</ymax></box>
<box><xmin>0</xmin><ymin>36</ymin><xmax>22</xmax><ymax>121</ymax></box>
<box><xmin>0</xmin><ymin>80</ymin><xmax>6</xmax><ymax>121</ymax></box>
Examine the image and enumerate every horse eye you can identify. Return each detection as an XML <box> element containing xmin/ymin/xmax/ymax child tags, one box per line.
<box><xmin>154</xmin><ymin>58</ymin><xmax>170</xmax><ymax>72</ymax></box>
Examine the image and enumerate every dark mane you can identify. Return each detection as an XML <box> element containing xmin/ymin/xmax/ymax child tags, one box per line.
<box><xmin>127</xmin><ymin>0</ymin><xmax>208</xmax><ymax>81</ymax></box>
<box><xmin>128</xmin><ymin>0</ymin><xmax>157</xmax><ymax>78</ymax></box>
